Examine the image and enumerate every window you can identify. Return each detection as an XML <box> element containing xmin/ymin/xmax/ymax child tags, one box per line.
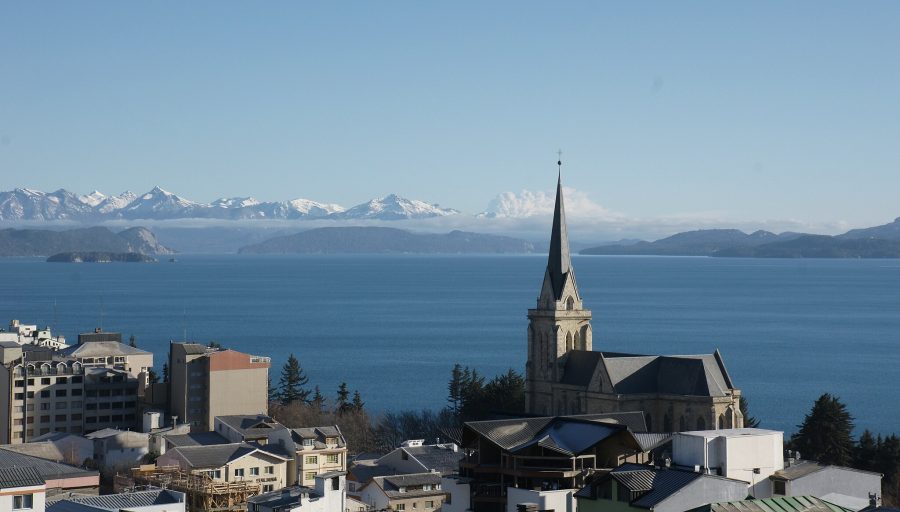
<box><xmin>14</xmin><ymin>406</ymin><xmax>23</xmax><ymax>413</ymax></box>
<box><xmin>13</xmin><ymin>494</ymin><xmax>33</xmax><ymax>510</ymax></box>
<box><xmin>304</xmin><ymin>471</ymin><xmax>316</xmax><ymax>481</ymax></box>
<box><xmin>263</xmin><ymin>485</ymin><xmax>274</xmax><ymax>492</ymax></box>
<box><xmin>14</xmin><ymin>393</ymin><xmax>23</xmax><ymax>400</ymax></box>
<box><xmin>774</xmin><ymin>480</ymin><xmax>786</xmax><ymax>495</ymax></box>
<box><xmin>71</xmin><ymin>401</ymin><xmax>82</xmax><ymax>409</ymax></box>
<box><xmin>55</xmin><ymin>414</ymin><xmax>66</xmax><ymax>422</ymax></box>
<box><xmin>86</xmin><ymin>403</ymin><xmax>97</xmax><ymax>410</ymax></box>
<box><xmin>14</xmin><ymin>380</ymin><xmax>24</xmax><ymax>388</ymax></box>
<box><xmin>265</xmin><ymin>466</ymin><xmax>274</xmax><ymax>474</ymax></box>
<box><xmin>396</xmin><ymin>505</ymin><xmax>405</xmax><ymax>511</ymax></box>
<box><xmin>40</xmin><ymin>391</ymin><xmax>50</xmax><ymax>398</ymax></box>
<box><xmin>423</xmin><ymin>485</ymin><xmax>432</xmax><ymax>491</ymax></box>
<box><xmin>425</xmin><ymin>501</ymin><xmax>434</xmax><ymax>509</ymax></box>
<box><xmin>71</xmin><ymin>413</ymin><xmax>82</xmax><ymax>421</ymax></box>
<box><xmin>56</xmin><ymin>402</ymin><xmax>67</xmax><ymax>410</ymax></box>
<box><xmin>302</xmin><ymin>438</ymin><xmax>314</xmax><ymax>447</ymax></box>
<box><xmin>40</xmin><ymin>415</ymin><xmax>50</xmax><ymax>423</ymax></box>
<box><xmin>57</xmin><ymin>377</ymin><xmax>68</xmax><ymax>384</ymax></box>
<box><xmin>250</xmin><ymin>467</ymin><xmax>260</xmax><ymax>476</ymax></box>
<box><xmin>399</xmin><ymin>487</ymin><xmax>407</xmax><ymax>493</ymax></box>
<box><xmin>327</xmin><ymin>454</ymin><xmax>339</xmax><ymax>464</ymax></box>
<box><xmin>99</xmin><ymin>403</ymin><xmax>111</xmax><ymax>409</ymax></box>
<box><xmin>72</xmin><ymin>389</ymin><xmax>83</xmax><ymax>396</ymax></box>
<box><xmin>305</xmin><ymin>456</ymin><xmax>318</xmax><ymax>464</ymax></box>
<box><xmin>41</xmin><ymin>378</ymin><xmax>51</xmax><ymax>385</ymax></box>
<box><xmin>72</xmin><ymin>376</ymin><xmax>82</xmax><ymax>383</ymax></box>
<box><xmin>235</xmin><ymin>468</ymin><xmax>245</xmax><ymax>477</ymax></box>
<box><xmin>55</xmin><ymin>389</ymin><xmax>67</xmax><ymax>397</ymax></box>
<box><xmin>86</xmin><ymin>417</ymin><xmax>97</xmax><ymax>424</ymax></box>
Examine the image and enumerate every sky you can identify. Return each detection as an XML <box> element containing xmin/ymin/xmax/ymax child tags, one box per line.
<box><xmin>2</xmin><ymin>1</ymin><xmax>899</xmax><ymax>236</ymax></box>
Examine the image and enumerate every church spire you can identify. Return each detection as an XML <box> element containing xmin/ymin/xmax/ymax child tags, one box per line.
<box><xmin>546</xmin><ymin>157</ymin><xmax>572</xmax><ymax>300</ymax></box>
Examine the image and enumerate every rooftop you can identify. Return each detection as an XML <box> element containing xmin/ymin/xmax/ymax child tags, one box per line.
<box><xmin>690</xmin><ymin>495</ymin><xmax>853</xmax><ymax>512</ymax></box>
<box><xmin>47</xmin><ymin>489</ymin><xmax>184</xmax><ymax>512</ymax></box>
<box><xmin>679</xmin><ymin>428</ymin><xmax>783</xmax><ymax>439</ymax></box>
<box><xmin>248</xmin><ymin>486</ymin><xmax>315</xmax><ymax>508</ymax></box>
<box><xmin>216</xmin><ymin>414</ymin><xmax>287</xmax><ymax>439</ymax></box>
<box><xmin>0</xmin><ymin>467</ymin><xmax>45</xmax><ymax>490</ymax></box>
<box><xmin>59</xmin><ymin>341</ymin><xmax>151</xmax><ymax>358</ymax></box>
<box><xmin>170</xmin><ymin>442</ymin><xmax>289</xmax><ymax>468</ymax></box>
<box><xmin>463</xmin><ymin>412</ymin><xmax>645</xmax><ymax>453</ymax></box>
<box><xmin>0</xmin><ymin>449</ymin><xmax>98</xmax><ymax>483</ymax></box>
<box><xmin>164</xmin><ymin>432</ymin><xmax>230</xmax><ymax>448</ymax></box>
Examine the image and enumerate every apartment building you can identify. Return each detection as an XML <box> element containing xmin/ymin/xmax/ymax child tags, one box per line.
<box><xmin>359</xmin><ymin>473</ymin><xmax>446</xmax><ymax>512</ymax></box>
<box><xmin>0</xmin><ymin>320</ymin><xmax>68</xmax><ymax>349</ymax></box>
<box><xmin>293</xmin><ymin>426</ymin><xmax>348</xmax><ymax>487</ymax></box>
<box><xmin>168</xmin><ymin>342</ymin><xmax>270</xmax><ymax>431</ymax></box>
<box><xmin>0</xmin><ymin>334</ymin><xmax>152</xmax><ymax>443</ymax></box>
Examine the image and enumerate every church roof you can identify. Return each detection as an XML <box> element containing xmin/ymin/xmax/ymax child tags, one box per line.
<box><xmin>545</xmin><ymin>172</ymin><xmax>572</xmax><ymax>301</ymax></box>
<box><xmin>561</xmin><ymin>351</ymin><xmax>736</xmax><ymax>397</ymax></box>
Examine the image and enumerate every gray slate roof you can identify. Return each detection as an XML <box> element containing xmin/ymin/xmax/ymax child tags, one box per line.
<box><xmin>291</xmin><ymin>425</ymin><xmax>346</xmax><ymax>449</ymax></box>
<box><xmin>165</xmin><ymin>432</ymin><xmax>230</xmax><ymax>448</ymax></box>
<box><xmin>217</xmin><ymin>414</ymin><xmax>288</xmax><ymax>439</ymax></box>
<box><xmin>464</xmin><ymin>412</ymin><xmax>646</xmax><ymax>452</ymax></box>
<box><xmin>59</xmin><ymin>341</ymin><xmax>151</xmax><ymax>358</ymax></box>
<box><xmin>47</xmin><ymin>489</ymin><xmax>184</xmax><ymax>512</ymax></box>
<box><xmin>562</xmin><ymin>350</ymin><xmax>736</xmax><ymax>397</ymax></box>
<box><xmin>0</xmin><ymin>467</ymin><xmax>45</xmax><ymax>490</ymax></box>
<box><xmin>545</xmin><ymin>173</ymin><xmax>572</xmax><ymax>301</ymax></box>
<box><xmin>170</xmin><ymin>443</ymin><xmax>272</xmax><ymax>468</ymax></box>
<box><xmin>373</xmin><ymin>472</ymin><xmax>444</xmax><ymax>499</ymax></box>
<box><xmin>0</xmin><ymin>449</ymin><xmax>98</xmax><ymax>482</ymax></box>
<box><xmin>248</xmin><ymin>486</ymin><xmax>315</xmax><ymax>508</ymax></box>
<box><xmin>0</xmin><ymin>441</ymin><xmax>69</xmax><ymax>462</ymax></box>
<box><xmin>400</xmin><ymin>445</ymin><xmax>464</xmax><ymax>474</ymax></box>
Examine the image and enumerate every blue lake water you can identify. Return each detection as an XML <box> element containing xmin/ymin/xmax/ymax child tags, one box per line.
<box><xmin>1</xmin><ymin>254</ymin><xmax>898</xmax><ymax>436</ymax></box>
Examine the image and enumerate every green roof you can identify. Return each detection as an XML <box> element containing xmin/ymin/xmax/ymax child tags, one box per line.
<box><xmin>691</xmin><ymin>496</ymin><xmax>853</xmax><ymax>512</ymax></box>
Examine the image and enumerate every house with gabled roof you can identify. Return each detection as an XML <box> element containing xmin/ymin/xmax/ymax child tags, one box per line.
<box><xmin>575</xmin><ymin>462</ymin><xmax>748</xmax><ymax>512</ymax></box>
<box><xmin>459</xmin><ymin>412</ymin><xmax>647</xmax><ymax>512</ymax></box>
<box><xmin>47</xmin><ymin>488</ymin><xmax>186</xmax><ymax>512</ymax></box>
<box><xmin>359</xmin><ymin>472</ymin><xmax>446</xmax><ymax>512</ymax></box>
<box><xmin>348</xmin><ymin>440</ymin><xmax>463</xmax><ymax>495</ymax></box>
<box><xmin>156</xmin><ymin>442</ymin><xmax>291</xmax><ymax>493</ymax></box>
<box><xmin>0</xmin><ymin>467</ymin><xmax>46</xmax><ymax>512</ymax></box>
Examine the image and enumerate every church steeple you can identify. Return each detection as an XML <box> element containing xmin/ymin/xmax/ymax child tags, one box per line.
<box><xmin>546</xmin><ymin>169</ymin><xmax>571</xmax><ymax>301</ymax></box>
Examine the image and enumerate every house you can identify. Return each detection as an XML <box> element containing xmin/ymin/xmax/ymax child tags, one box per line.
<box><xmin>348</xmin><ymin>440</ymin><xmax>462</xmax><ymax>494</ymax></box>
<box><xmin>46</xmin><ymin>488</ymin><xmax>185</xmax><ymax>512</ymax></box>
<box><xmin>673</xmin><ymin>428</ymin><xmax>784</xmax><ymax>497</ymax></box>
<box><xmin>459</xmin><ymin>412</ymin><xmax>647</xmax><ymax>512</ymax></box>
<box><xmin>29</xmin><ymin>432</ymin><xmax>94</xmax><ymax>465</ymax></box>
<box><xmin>84</xmin><ymin>428</ymin><xmax>150</xmax><ymax>472</ymax></box>
<box><xmin>0</xmin><ymin>449</ymin><xmax>99</xmax><ymax>497</ymax></box>
<box><xmin>157</xmin><ymin>442</ymin><xmax>291</xmax><ymax>493</ymax></box>
<box><xmin>769</xmin><ymin>461</ymin><xmax>883</xmax><ymax>511</ymax></box>
<box><xmin>247</xmin><ymin>472</ymin><xmax>346</xmax><ymax>512</ymax></box>
<box><xmin>574</xmin><ymin>463</ymin><xmax>749</xmax><ymax>512</ymax></box>
<box><xmin>689</xmin><ymin>495</ymin><xmax>854</xmax><ymax>512</ymax></box>
<box><xmin>0</xmin><ymin>467</ymin><xmax>46</xmax><ymax>512</ymax></box>
<box><xmin>359</xmin><ymin>472</ymin><xmax>446</xmax><ymax>512</ymax></box>
<box><xmin>291</xmin><ymin>426</ymin><xmax>348</xmax><ymax>487</ymax></box>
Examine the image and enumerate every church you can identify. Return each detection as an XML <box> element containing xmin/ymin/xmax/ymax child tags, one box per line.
<box><xmin>524</xmin><ymin>168</ymin><xmax>744</xmax><ymax>432</ymax></box>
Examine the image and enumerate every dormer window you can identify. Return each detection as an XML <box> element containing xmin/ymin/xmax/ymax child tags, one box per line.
<box><xmin>398</xmin><ymin>487</ymin><xmax>407</xmax><ymax>493</ymax></box>
<box><xmin>423</xmin><ymin>484</ymin><xmax>432</xmax><ymax>491</ymax></box>
<box><xmin>303</xmin><ymin>438</ymin><xmax>314</xmax><ymax>447</ymax></box>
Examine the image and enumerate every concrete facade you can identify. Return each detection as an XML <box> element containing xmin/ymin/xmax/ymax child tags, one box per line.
<box><xmin>506</xmin><ymin>488</ymin><xmax>574</xmax><ymax>512</ymax></box>
<box><xmin>673</xmin><ymin>428</ymin><xmax>784</xmax><ymax>497</ymax></box>
<box><xmin>168</xmin><ymin>343</ymin><xmax>270</xmax><ymax>431</ymax></box>
<box><xmin>248</xmin><ymin>473</ymin><xmax>347</xmax><ymax>512</ymax></box>
<box><xmin>769</xmin><ymin>462</ymin><xmax>883</xmax><ymax>510</ymax></box>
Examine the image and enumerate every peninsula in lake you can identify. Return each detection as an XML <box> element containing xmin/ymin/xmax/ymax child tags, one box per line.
<box><xmin>0</xmin><ymin>226</ymin><xmax>173</xmax><ymax>257</ymax></box>
<box><xmin>581</xmin><ymin>217</ymin><xmax>900</xmax><ymax>258</ymax></box>
<box><xmin>238</xmin><ymin>227</ymin><xmax>535</xmax><ymax>254</ymax></box>
<box><xmin>47</xmin><ymin>251</ymin><xmax>158</xmax><ymax>263</ymax></box>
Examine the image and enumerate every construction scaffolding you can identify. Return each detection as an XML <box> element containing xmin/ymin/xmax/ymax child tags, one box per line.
<box><xmin>116</xmin><ymin>465</ymin><xmax>262</xmax><ymax>512</ymax></box>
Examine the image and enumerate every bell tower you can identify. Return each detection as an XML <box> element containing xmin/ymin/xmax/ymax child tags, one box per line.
<box><xmin>525</xmin><ymin>159</ymin><xmax>593</xmax><ymax>415</ymax></box>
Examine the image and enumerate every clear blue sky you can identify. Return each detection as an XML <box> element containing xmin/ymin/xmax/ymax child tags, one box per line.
<box><xmin>2</xmin><ymin>1</ymin><xmax>899</xmax><ymax>230</ymax></box>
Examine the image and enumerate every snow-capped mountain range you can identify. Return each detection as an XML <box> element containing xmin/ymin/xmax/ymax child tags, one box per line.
<box><xmin>0</xmin><ymin>187</ymin><xmax>458</xmax><ymax>222</ymax></box>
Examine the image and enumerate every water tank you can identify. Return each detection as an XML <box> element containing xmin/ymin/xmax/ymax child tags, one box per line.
<box><xmin>143</xmin><ymin>411</ymin><xmax>162</xmax><ymax>432</ymax></box>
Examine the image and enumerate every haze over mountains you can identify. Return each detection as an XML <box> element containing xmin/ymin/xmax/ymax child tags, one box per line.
<box><xmin>0</xmin><ymin>187</ymin><xmax>457</xmax><ymax>222</ymax></box>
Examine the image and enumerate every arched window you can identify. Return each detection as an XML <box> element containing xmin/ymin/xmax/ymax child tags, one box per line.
<box><xmin>718</xmin><ymin>414</ymin><xmax>726</xmax><ymax>430</ymax></box>
<box><xmin>566</xmin><ymin>297</ymin><xmax>574</xmax><ymax>310</ymax></box>
<box><xmin>697</xmin><ymin>416</ymin><xmax>706</xmax><ymax>430</ymax></box>
<box><xmin>679</xmin><ymin>416</ymin><xmax>687</xmax><ymax>432</ymax></box>
<box><xmin>574</xmin><ymin>331</ymin><xmax>580</xmax><ymax>351</ymax></box>
<box><xmin>645</xmin><ymin>413</ymin><xmax>653</xmax><ymax>432</ymax></box>
<box><xmin>663</xmin><ymin>414</ymin><xmax>673</xmax><ymax>432</ymax></box>
<box><xmin>566</xmin><ymin>332</ymin><xmax>573</xmax><ymax>351</ymax></box>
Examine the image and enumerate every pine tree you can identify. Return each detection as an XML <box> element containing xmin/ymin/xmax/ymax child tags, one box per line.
<box><xmin>447</xmin><ymin>364</ymin><xmax>464</xmax><ymax>418</ymax></box>
<box><xmin>792</xmin><ymin>393</ymin><xmax>855</xmax><ymax>465</ymax></box>
<box><xmin>278</xmin><ymin>354</ymin><xmax>311</xmax><ymax>404</ymax></box>
<box><xmin>311</xmin><ymin>386</ymin><xmax>326</xmax><ymax>412</ymax></box>
<box><xmin>740</xmin><ymin>395</ymin><xmax>760</xmax><ymax>428</ymax></box>
<box><xmin>148</xmin><ymin>368</ymin><xmax>159</xmax><ymax>384</ymax></box>
<box><xmin>129</xmin><ymin>335</ymin><xmax>137</xmax><ymax>348</ymax></box>
<box><xmin>267</xmin><ymin>376</ymin><xmax>279</xmax><ymax>403</ymax></box>
<box><xmin>352</xmin><ymin>390</ymin><xmax>365</xmax><ymax>411</ymax></box>
<box><xmin>208</xmin><ymin>341</ymin><xmax>222</xmax><ymax>349</ymax></box>
<box><xmin>336</xmin><ymin>382</ymin><xmax>350</xmax><ymax>413</ymax></box>
<box><xmin>855</xmin><ymin>429</ymin><xmax>879</xmax><ymax>471</ymax></box>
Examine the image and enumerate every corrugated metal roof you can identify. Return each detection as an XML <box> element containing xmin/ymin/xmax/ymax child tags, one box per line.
<box><xmin>633</xmin><ymin>432</ymin><xmax>673</xmax><ymax>452</ymax></box>
<box><xmin>59</xmin><ymin>341</ymin><xmax>151</xmax><ymax>358</ymax></box>
<box><xmin>464</xmin><ymin>413</ymin><xmax>643</xmax><ymax>453</ymax></box>
<box><xmin>0</xmin><ymin>467</ymin><xmax>45</xmax><ymax>490</ymax></box>
<box><xmin>164</xmin><ymin>432</ymin><xmax>230</xmax><ymax>447</ymax></box>
<box><xmin>47</xmin><ymin>489</ymin><xmax>183</xmax><ymax>512</ymax></box>
<box><xmin>0</xmin><ymin>449</ymin><xmax>98</xmax><ymax>482</ymax></box>
<box><xmin>696</xmin><ymin>495</ymin><xmax>853</xmax><ymax>512</ymax></box>
<box><xmin>170</xmin><ymin>443</ymin><xmax>258</xmax><ymax>468</ymax></box>
<box><xmin>382</xmin><ymin>472</ymin><xmax>442</xmax><ymax>489</ymax></box>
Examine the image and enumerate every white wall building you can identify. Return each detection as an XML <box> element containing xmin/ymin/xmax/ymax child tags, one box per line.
<box><xmin>673</xmin><ymin>428</ymin><xmax>783</xmax><ymax>497</ymax></box>
<box><xmin>247</xmin><ymin>472</ymin><xmax>346</xmax><ymax>512</ymax></box>
<box><xmin>506</xmin><ymin>488</ymin><xmax>574</xmax><ymax>512</ymax></box>
<box><xmin>0</xmin><ymin>467</ymin><xmax>46</xmax><ymax>512</ymax></box>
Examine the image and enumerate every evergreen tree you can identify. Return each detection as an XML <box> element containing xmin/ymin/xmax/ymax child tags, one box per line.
<box><xmin>311</xmin><ymin>386</ymin><xmax>326</xmax><ymax>412</ymax></box>
<box><xmin>336</xmin><ymin>382</ymin><xmax>351</xmax><ymax>413</ymax></box>
<box><xmin>148</xmin><ymin>368</ymin><xmax>159</xmax><ymax>385</ymax></box>
<box><xmin>740</xmin><ymin>395</ymin><xmax>760</xmax><ymax>428</ymax></box>
<box><xmin>278</xmin><ymin>354</ymin><xmax>311</xmax><ymax>404</ymax></box>
<box><xmin>129</xmin><ymin>335</ymin><xmax>137</xmax><ymax>348</ymax></box>
<box><xmin>447</xmin><ymin>364</ymin><xmax>464</xmax><ymax>418</ymax></box>
<box><xmin>855</xmin><ymin>429</ymin><xmax>879</xmax><ymax>471</ymax></box>
<box><xmin>208</xmin><ymin>341</ymin><xmax>222</xmax><ymax>349</ymax></box>
<box><xmin>352</xmin><ymin>390</ymin><xmax>365</xmax><ymax>411</ymax></box>
<box><xmin>267</xmin><ymin>376</ymin><xmax>278</xmax><ymax>403</ymax></box>
<box><xmin>792</xmin><ymin>393</ymin><xmax>855</xmax><ymax>466</ymax></box>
